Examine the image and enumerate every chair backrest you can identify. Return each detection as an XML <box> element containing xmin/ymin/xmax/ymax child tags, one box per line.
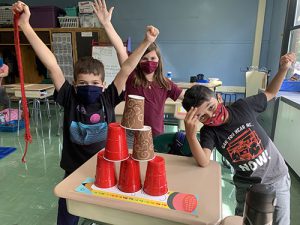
<box><xmin>153</xmin><ymin>132</ymin><xmax>199</xmax><ymax>157</ymax></box>
<box><xmin>245</xmin><ymin>71</ymin><xmax>267</xmax><ymax>97</ymax></box>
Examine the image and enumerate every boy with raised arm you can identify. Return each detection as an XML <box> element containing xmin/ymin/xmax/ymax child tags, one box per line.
<box><xmin>182</xmin><ymin>53</ymin><xmax>295</xmax><ymax>225</ymax></box>
<box><xmin>12</xmin><ymin>1</ymin><xmax>159</xmax><ymax>224</ymax></box>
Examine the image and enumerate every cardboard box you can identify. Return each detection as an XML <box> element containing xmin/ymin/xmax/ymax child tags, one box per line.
<box><xmin>78</xmin><ymin>1</ymin><xmax>94</xmax><ymax>14</ymax></box>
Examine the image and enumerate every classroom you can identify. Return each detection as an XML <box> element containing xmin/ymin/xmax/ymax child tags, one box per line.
<box><xmin>0</xmin><ymin>0</ymin><xmax>299</xmax><ymax>225</ymax></box>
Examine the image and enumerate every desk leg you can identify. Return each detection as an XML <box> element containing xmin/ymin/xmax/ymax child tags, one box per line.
<box><xmin>18</xmin><ymin>99</ymin><xmax>22</xmax><ymax>137</ymax></box>
<box><xmin>35</xmin><ymin>99</ymin><xmax>44</xmax><ymax>137</ymax></box>
<box><xmin>45</xmin><ymin>98</ymin><xmax>51</xmax><ymax>119</ymax></box>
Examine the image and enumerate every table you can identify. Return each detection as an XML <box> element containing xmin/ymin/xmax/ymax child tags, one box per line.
<box><xmin>2</xmin><ymin>84</ymin><xmax>57</xmax><ymax>136</ymax></box>
<box><xmin>54</xmin><ymin>153</ymin><xmax>222</xmax><ymax>225</ymax></box>
<box><xmin>3</xmin><ymin>83</ymin><xmax>55</xmax><ymax>99</ymax></box>
<box><xmin>176</xmin><ymin>81</ymin><xmax>222</xmax><ymax>91</ymax></box>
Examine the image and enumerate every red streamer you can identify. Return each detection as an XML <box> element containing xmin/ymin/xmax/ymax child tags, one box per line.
<box><xmin>13</xmin><ymin>14</ymin><xmax>32</xmax><ymax>163</ymax></box>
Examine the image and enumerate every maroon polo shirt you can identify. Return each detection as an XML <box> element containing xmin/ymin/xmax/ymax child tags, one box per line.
<box><xmin>125</xmin><ymin>72</ymin><xmax>182</xmax><ymax>136</ymax></box>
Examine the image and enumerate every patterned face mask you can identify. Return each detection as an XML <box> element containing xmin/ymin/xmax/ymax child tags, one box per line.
<box><xmin>140</xmin><ymin>61</ymin><xmax>158</xmax><ymax>74</ymax></box>
<box><xmin>202</xmin><ymin>103</ymin><xmax>228</xmax><ymax>126</ymax></box>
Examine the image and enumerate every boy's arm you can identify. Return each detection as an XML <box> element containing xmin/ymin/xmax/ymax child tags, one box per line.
<box><xmin>93</xmin><ymin>0</ymin><xmax>128</xmax><ymax>65</ymax></box>
<box><xmin>113</xmin><ymin>26</ymin><xmax>159</xmax><ymax>95</ymax></box>
<box><xmin>264</xmin><ymin>52</ymin><xmax>296</xmax><ymax>101</ymax></box>
<box><xmin>184</xmin><ymin>107</ymin><xmax>212</xmax><ymax>167</ymax></box>
<box><xmin>12</xmin><ymin>2</ymin><xmax>65</xmax><ymax>91</ymax></box>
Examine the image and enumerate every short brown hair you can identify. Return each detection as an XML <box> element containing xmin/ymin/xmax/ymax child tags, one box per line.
<box><xmin>73</xmin><ymin>56</ymin><xmax>105</xmax><ymax>82</ymax></box>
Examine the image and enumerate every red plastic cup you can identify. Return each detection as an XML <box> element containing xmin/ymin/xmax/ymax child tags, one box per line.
<box><xmin>104</xmin><ymin>122</ymin><xmax>129</xmax><ymax>161</ymax></box>
<box><xmin>95</xmin><ymin>150</ymin><xmax>117</xmax><ymax>188</ymax></box>
<box><xmin>143</xmin><ymin>156</ymin><xmax>168</xmax><ymax>196</ymax></box>
<box><xmin>118</xmin><ymin>155</ymin><xmax>142</xmax><ymax>193</ymax></box>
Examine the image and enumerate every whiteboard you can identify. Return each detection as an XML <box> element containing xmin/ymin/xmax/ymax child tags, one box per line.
<box><xmin>92</xmin><ymin>46</ymin><xmax>121</xmax><ymax>85</ymax></box>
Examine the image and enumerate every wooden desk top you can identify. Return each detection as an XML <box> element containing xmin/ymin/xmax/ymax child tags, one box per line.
<box><xmin>3</xmin><ymin>83</ymin><xmax>55</xmax><ymax>99</ymax></box>
<box><xmin>176</xmin><ymin>81</ymin><xmax>222</xmax><ymax>89</ymax></box>
<box><xmin>54</xmin><ymin>152</ymin><xmax>222</xmax><ymax>225</ymax></box>
<box><xmin>6</xmin><ymin>83</ymin><xmax>54</xmax><ymax>91</ymax></box>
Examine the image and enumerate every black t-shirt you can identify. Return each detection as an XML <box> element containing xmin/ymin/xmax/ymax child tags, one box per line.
<box><xmin>54</xmin><ymin>81</ymin><xmax>124</xmax><ymax>173</ymax></box>
<box><xmin>200</xmin><ymin>93</ymin><xmax>288</xmax><ymax>184</ymax></box>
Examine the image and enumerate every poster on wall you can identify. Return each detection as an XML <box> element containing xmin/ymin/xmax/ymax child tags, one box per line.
<box><xmin>92</xmin><ymin>46</ymin><xmax>125</xmax><ymax>85</ymax></box>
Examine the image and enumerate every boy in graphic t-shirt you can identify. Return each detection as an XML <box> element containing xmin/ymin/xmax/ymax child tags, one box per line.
<box><xmin>182</xmin><ymin>52</ymin><xmax>295</xmax><ymax>225</ymax></box>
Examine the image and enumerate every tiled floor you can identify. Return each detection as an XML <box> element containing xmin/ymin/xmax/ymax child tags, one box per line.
<box><xmin>0</xmin><ymin>106</ymin><xmax>299</xmax><ymax>225</ymax></box>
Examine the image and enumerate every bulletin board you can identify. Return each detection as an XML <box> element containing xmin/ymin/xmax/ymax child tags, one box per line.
<box><xmin>92</xmin><ymin>45</ymin><xmax>124</xmax><ymax>85</ymax></box>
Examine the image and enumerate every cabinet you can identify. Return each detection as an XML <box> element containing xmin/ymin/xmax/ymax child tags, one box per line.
<box><xmin>0</xmin><ymin>28</ymin><xmax>109</xmax><ymax>83</ymax></box>
<box><xmin>257</xmin><ymin>97</ymin><xmax>279</xmax><ymax>139</ymax></box>
<box><xmin>273</xmin><ymin>97</ymin><xmax>300</xmax><ymax>177</ymax></box>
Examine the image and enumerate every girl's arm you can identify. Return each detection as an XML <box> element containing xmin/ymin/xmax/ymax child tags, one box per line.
<box><xmin>113</xmin><ymin>26</ymin><xmax>159</xmax><ymax>95</ymax></box>
<box><xmin>93</xmin><ymin>0</ymin><xmax>128</xmax><ymax>65</ymax></box>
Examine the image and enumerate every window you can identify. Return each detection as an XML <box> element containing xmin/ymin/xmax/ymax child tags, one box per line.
<box><xmin>282</xmin><ymin>0</ymin><xmax>300</xmax><ymax>77</ymax></box>
<box><xmin>294</xmin><ymin>1</ymin><xmax>300</xmax><ymax>26</ymax></box>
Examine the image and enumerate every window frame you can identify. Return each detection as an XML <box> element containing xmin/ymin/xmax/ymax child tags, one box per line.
<box><xmin>281</xmin><ymin>0</ymin><xmax>298</xmax><ymax>55</ymax></box>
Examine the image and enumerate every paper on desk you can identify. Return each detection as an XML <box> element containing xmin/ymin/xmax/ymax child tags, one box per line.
<box><xmin>76</xmin><ymin>177</ymin><xmax>199</xmax><ymax>215</ymax></box>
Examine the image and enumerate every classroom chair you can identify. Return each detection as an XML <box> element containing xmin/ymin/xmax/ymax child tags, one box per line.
<box><xmin>153</xmin><ymin>132</ymin><xmax>197</xmax><ymax>157</ymax></box>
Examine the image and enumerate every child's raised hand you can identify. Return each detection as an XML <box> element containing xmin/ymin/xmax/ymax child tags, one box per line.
<box><xmin>145</xmin><ymin>26</ymin><xmax>159</xmax><ymax>43</ymax></box>
<box><xmin>93</xmin><ymin>0</ymin><xmax>114</xmax><ymax>26</ymax></box>
<box><xmin>280</xmin><ymin>52</ymin><xmax>296</xmax><ymax>70</ymax></box>
<box><xmin>12</xmin><ymin>1</ymin><xmax>30</xmax><ymax>27</ymax></box>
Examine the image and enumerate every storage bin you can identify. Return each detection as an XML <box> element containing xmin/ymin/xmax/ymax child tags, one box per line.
<box><xmin>58</xmin><ymin>16</ymin><xmax>79</xmax><ymax>28</ymax></box>
<box><xmin>65</xmin><ymin>7</ymin><xmax>78</xmax><ymax>16</ymax></box>
<box><xmin>0</xmin><ymin>120</ymin><xmax>24</xmax><ymax>132</ymax></box>
<box><xmin>29</xmin><ymin>6</ymin><xmax>66</xmax><ymax>28</ymax></box>
<box><xmin>279</xmin><ymin>80</ymin><xmax>300</xmax><ymax>92</ymax></box>
<box><xmin>0</xmin><ymin>147</ymin><xmax>17</xmax><ymax>159</ymax></box>
<box><xmin>79</xmin><ymin>14</ymin><xmax>101</xmax><ymax>28</ymax></box>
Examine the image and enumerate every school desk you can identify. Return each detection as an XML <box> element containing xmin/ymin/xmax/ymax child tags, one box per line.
<box><xmin>176</xmin><ymin>80</ymin><xmax>222</xmax><ymax>91</ymax></box>
<box><xmin>2</xmin><ymin>83</ymin><xmax>56</xmax><ymax>136</ymax></box>
<box><xmin>4</xmin><ymin>83</ymin><xmax>55</xmax><ymax>99</ymax></box>
<box><xmin>54</xmin><ymin>152</ymin><xmax>222</xmax><ymax>225</ymax></box>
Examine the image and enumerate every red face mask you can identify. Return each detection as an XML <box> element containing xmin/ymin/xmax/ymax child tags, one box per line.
<box><xmin>202</xmin><ymin>103</ymin><xmax>228</xmax><ymax>126</ymax></box>
<box><xmin>140</xmin><ymin>61</ymin><xmax>158</xmax><ymax>74</ymax></box>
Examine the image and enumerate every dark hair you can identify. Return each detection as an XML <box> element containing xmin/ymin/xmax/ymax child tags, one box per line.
<box><xmin>182</xmin><ymin>85</ymin><xmax>215</xmax><ymax>111</ymax></box>
<box><xmin>134</xmin><ymin>42</ymin><xmax>171</xmax><ymax>90</ymax></box>
<box><xmin>74</xmin><ymin>56</ymin><xmax>105</xmax><ymax>82</ymax></box>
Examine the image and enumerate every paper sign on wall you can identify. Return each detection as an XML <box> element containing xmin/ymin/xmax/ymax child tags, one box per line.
<box><xmin>92</xmin><ymin>46</ymin><xmax>125</xmax><ymax>85</ymax></box>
